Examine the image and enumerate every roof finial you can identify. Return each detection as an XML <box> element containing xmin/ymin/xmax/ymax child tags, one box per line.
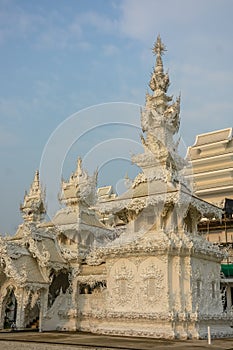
<box><xmin>76</xmin><ymin>157</ymin><xmax>83</xmax><ymax>176</ymax></box>
<box><xmin>61</xmin><ymin>156</ymin><xmax>97</xmax><ymax>207</ymax></box>
<box><xmin>152</xmin><ymin>35</ymin><xmax>166</xmax><ymax>56</ymax></box>
<box><xmin>149</xmin><ymin>35</ymin><xmax>170</xmax><ymax>94</ymax></box>
<box><xmin>29</xmin><ymin>169</ymin><xmax>40</xmax><ymax>196</ymax></box>
<box><xmin>20</xmin><ymin>170</ymin><xmax>46</xmax><ymax>222</ymax></box>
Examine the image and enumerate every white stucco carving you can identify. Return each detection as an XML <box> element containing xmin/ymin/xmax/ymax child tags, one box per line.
<box><xmin>0</xmin><ymin>35</ymin><xmax>232</xmax><ymax>340</ymax></box>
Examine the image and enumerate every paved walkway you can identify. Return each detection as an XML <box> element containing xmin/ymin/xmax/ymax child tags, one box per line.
<box><xmin>1</xmin><ymin>331</ymin><xmax>233</xmax><ymax>349</ymax></box>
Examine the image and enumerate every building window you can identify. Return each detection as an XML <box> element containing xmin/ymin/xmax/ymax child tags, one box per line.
<box><xmin>79</xmin><ymin>283</ymin><xmax>91</xmax><ymax>294</ymax></box>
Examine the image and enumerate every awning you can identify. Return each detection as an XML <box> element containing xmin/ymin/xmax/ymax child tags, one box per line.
<box><xmin>221</xmin><ymin>264</ymin><xmax>233</xmax><ymax>277</ymax></box>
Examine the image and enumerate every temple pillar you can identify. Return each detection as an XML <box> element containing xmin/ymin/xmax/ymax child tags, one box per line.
<box><xmin>15</xmin><ymin>288</ymin><xmax>26</xmax><ymax>329</ymax></box>
<box><xmin>39</xmin><ymin>287</ymin><xmax>49</xmax><ymax>332</ymax></box>
<box><xmin>0</xmin><ymin>300</ymin><xmax>4</xmax><ymax>329</ymax></box>
<box><xmin>70</xmin><ymin>266</ymin><xmax>80</xmax><ymax>331</ymax></box>
<box><xmin>0</xmin><ymin>285</ymin><xmax>15</xmax><ymax>329</ymax></box>
<box><xmin>226</xmin><ymin>286</ymin><xmax>232</xmax><ymax>310</ymax></box>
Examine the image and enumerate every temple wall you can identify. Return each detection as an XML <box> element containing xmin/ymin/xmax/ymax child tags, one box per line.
<box><xmin>106</xmin><ymin>256</ymin><xmax>168</xmax><ymax>314</ymax></box>
<box><xmin>168</xmin><ymin>255</ymin><xmax>192</xmax><ymax>313</ymax></box>
<box><xmin>78</xmin><ymin>292</ymin><xmax>106</xmax><ymax>315</ymax></box>
<box><xmin>191</xmin><ymin>257</ymin><xmax>223</xmax><ymax>315</ymax></box>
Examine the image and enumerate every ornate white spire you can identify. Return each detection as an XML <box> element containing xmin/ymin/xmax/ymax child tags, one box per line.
<box><xmin>61</xmin><ymin>157</ymin><xmax>98</xmax><ymax>207</ymax></box>
<box><xmin>20</xmin><ymin>170</ymin><xmax>46</xmax><ymax>222</ymax></box>
<box><xmin>133</xmin><ymin>35</ymin><xmax>185</xmax><ymax>186</ymax></box>
<box><xmin>149</xmin><ymin>35</ymin><xmax>169</xmax><ymax>93</ymax></box>
<box><xmin>148</xmin><ymin>36</ymin><xmax>171</xmax><ymax>111</ymax></box>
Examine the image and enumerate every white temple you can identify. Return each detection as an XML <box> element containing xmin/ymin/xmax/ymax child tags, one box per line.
<box><xmin>0</xmin><ymin>36</ymin><xmax>233</xmax><ymax>339</ymax></box>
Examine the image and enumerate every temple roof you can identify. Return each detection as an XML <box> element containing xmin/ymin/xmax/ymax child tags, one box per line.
<box><xmin>192</xmin><ymin>128</ymin><xmax>233</xmax><ymax>148</ymax></box>
<box><xmin>61</xmin><ymin>157</ymin><xmax>97</xmax><ymax>207</ymax></box>
<box><xmin>20</xmin><ymin>170</ymin><xmax>46</xmax><ymax>223</ymax></box>
<box><xmin>96</xmin><ymin>36</ymin><xmax>222</xmax><ymax>226</ymax></box>
<box><xmin>0</xmin><ymin>220</ymin><xmax>67</xmax><ymax>287</ymax></box>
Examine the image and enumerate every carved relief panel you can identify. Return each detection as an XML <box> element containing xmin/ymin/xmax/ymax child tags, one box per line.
<box><xmin>107</xmin><ymin>258</ymin><xmax>137</xmax><ymax>311</ymax></box>
<box><xmin>107</xmin><ymin>256</ymin><xmax>167</xmax><ymax>314</ymax></box>
<box><xmin>138</xmin><ymin>257</ymin><xmax>167</xmax><ymax>312</ymax></box>
<box><xmin>191</xmin><ymin>258</ymin><xmax>223</xmax><ymax>315</ymax></box>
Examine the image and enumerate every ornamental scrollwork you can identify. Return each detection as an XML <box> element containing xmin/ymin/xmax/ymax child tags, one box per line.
<box><xmin>111</xmin><ymin>261</ymin><xmax>135</xmax><ymax>306</ymax></box>
<box><xmin>60</xmin><ymin>246</ymin><xmax>79</xmax><ymax>261</ymax></box>
<box><xmin>132</xmin><ymin>173</ymin><xmax>146</xmax><ymax>189</ymax></box>
<box><xmin>0</xmin><ymin>237</ymin><xmax>27</xmax><ymax>284</ymax></box>
<box><xmin>140</xmin><ymin>263</ymin><xmax>164</xmax><ymax>305</ymax></box>
<box><xmin>0</xmin><ymin>236</ymin><xmax>8</xmax><ymax>265</ymax></box>
<box><xmin>4</xmin><ymin>262</ymin><xmax>27</xmax><ymax>285</ymax></box>
<box><xmin>77</xmin><ymin>274</ymin><xmax>106</xmax><ymax>288</ymax></box>
<box><xmin>126</xmin><ymin>198</ymin><xmax>145</xmax><ymax>215</ymax></box>
<box><xmin>27</xmin><ymin>237</ymin><xmax>50</xmax><ymax>267</ymax></box>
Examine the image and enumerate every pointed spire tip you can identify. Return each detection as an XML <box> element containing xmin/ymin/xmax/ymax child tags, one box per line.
<box><xmin>152</xmin><ymin>35</ymin><xmax>166</xmax><ymax>56</ymax></box>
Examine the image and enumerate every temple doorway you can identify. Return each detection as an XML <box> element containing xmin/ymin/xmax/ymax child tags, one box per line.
<box><xmin>25</xmin><ymin>303</ymin><xmax>40</xmax><ymax>329</ymax></box>
<box><xmin>3</xmin><ymin>289</ymin><xmax>17</xmax><ymax>329</ymax></box>
<box><xmin>48</xmin><ymin>270</ymin><xmax>70</xmax><ymax>308</ymax></box>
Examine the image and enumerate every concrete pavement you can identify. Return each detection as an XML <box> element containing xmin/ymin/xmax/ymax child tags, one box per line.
<box><xmin>1</xmin><ymin>331</ymin><xmax>233</xmax><ymax>349</ymax></box>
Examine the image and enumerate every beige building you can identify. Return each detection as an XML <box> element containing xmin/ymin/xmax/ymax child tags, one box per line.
<box><xmin>187</xmin><ymin>128</ymin><xmax>233</xmax><ymax>206</ymax></box>
<box><xmin>187</xmin><ymin>128</ymin><xmax>233</xmax><ymax>310</ymax></box>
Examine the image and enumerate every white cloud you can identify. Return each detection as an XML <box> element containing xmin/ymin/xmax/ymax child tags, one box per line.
<box><xmin>118</xmin><ymin>0</ymin><xmax>186</xmax><ymax>42</ymax></box>
<box><xmin>0</xmin><ymin>5</ymin><xmax>44</xmax><ymax>44</ymax></box>
<box><xmin>117</xmin><ymin>0</ymin><xmax>230</xmax><ymax>42</ymax></box>
<box><xmin>102</xmin><ymin>44</ymin><xmax>119</xmax><ymax>56</ymax></box>
<box><xmin>30</xmin><ymin>11</ymin><xmax>116</xmax><ymax>50</ymax></box>
<box><xmin>77</xmin><ymin>11</ymin><xmax>118</xmax><ymax>33</ymax></box>
<box><xmin>0</xmin><ymin>4</ymin><xmax>118</xmax><ymax>50</ymax></box>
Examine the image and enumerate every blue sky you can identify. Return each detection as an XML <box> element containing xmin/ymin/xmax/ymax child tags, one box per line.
<box><xmin>0</xmin><ymin>0</ymin><xmax>233</xmax><ymax>234</ymax></box>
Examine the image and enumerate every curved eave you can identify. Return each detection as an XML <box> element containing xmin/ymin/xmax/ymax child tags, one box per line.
<box><xmin>191</xmin><ymin>128</ymin><xmax>232</xmax><ymax>148</ymax></box>
<box><xmin>190</xmin><ymin>194</ymin><xmax>222</xmax><ymax>219</ymax></box>
<box><xmin>196</xmin><ymin>185</ymin><xmax>233</xmax><ymax>196</ymax></box>
<box><xmin>189</xmin><ymin>167</ymin><xmax>233</xmax><ymax>179</ymax></box>
<box><xmin>190</xmin><ymin>152</ymin><xmax>233</xmax><ymax>164</ymax></box>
